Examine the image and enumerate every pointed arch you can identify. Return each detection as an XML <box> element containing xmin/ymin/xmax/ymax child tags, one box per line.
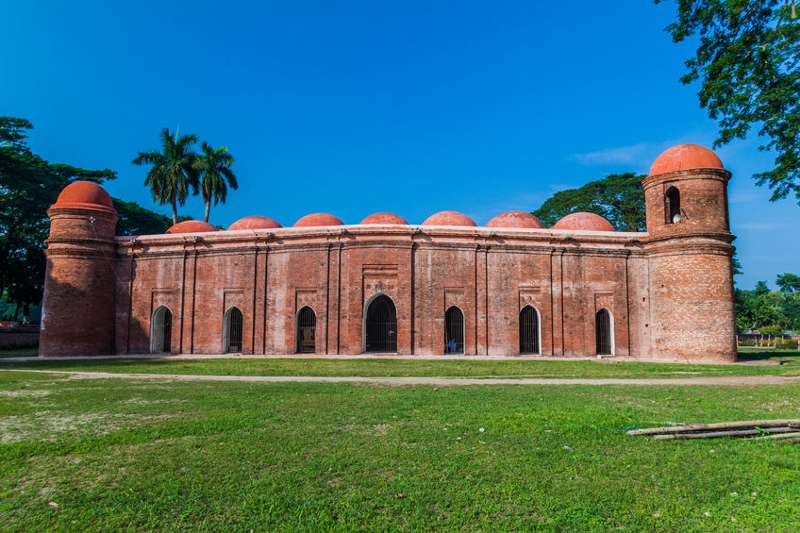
<box><xmin>595</xmin><ymin>308</ymin><xmax>614</xmax><ymax>356</ymax></box>
<box><xmin>519</xmin><ymin>305</ymin><xmax>541</xmax><ymax>355</ymax></box>
<box><xmin>444</xmin><ymin>306</ymin><xmax>464</xmax><ymax>354</ymax></box>
<box><xmin>296</xmin><ymin>306</ymin><xmax>317</xmax><ymax>354</ymax></box>
<box><xmin>363</xmin><ymin>294</ymin><xmax>397</xmax><ymax>353</ymax></box>
<box><xmin>150</xmin><ymin>305</ymin><xmax>173</xmax><ymax>354</ymax></box>
<box><xmin>223</xmin><ymin>307</ymin><xmax>243</xmax><ymax>353</ymax></box>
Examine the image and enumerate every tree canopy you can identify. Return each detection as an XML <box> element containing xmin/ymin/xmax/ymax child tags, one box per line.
<box><xmin>196</xmin><ymin>142</ymin><xmax>238</xmax><ymax>223</ymax></box>
<box><xmin>113</xmin><ymin>198</ymin><xmax>174</xmax><ymax>236</ymax></box>
<box><xmin>133</xmin><ymin>128</ymin><xmax>200</xmax><ymax>226</ymax></box>
<box><xmin>736</xmin><ymin>274</ymin><xmax>800</xmax><ymax>333</ymax></box>
<box><xmin>532</xmin><ymin>173</ymin><xmax>646</xmax><ymax>231</ymax></box>
<box><xmin>133</xmin><ymin>129</ymin><xmax>239</xmax><ymax>225</ymax></box>
<box><xmin>656</xmin><ymin>0</ymin><xmax>800</xmax><ymax>203</ymax></box>
<box><xmin>0</xmin><ymin>116</ymin><xmax>116</xmax><ymax>316</ymax></box>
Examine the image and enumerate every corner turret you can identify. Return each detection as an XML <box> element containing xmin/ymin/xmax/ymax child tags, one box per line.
<box><xmin>39</xmin><ymin>181</ymin><xmax>119</xmax><ymax>356</ymax></box>
<box><xmin>643</xmin><ymin>144</ymin><xmax>737</xmax><ymax>362</ymax></box>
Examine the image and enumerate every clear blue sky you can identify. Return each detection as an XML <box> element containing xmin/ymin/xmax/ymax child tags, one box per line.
<box><xmin>2</xmin><ymin>0</ymin><xmax>798</xmax><ymax>290</ymax></box>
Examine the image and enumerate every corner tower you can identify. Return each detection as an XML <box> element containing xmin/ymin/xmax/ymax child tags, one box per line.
<box><xmin>40</xmin><ymin>181</ymin><xmax>119</xmax><ymax>357</ymax></box>
<box><xmin>643</xmin><ymin>144</ymin><xmax>736</xmax><ymax>362</ymax></box>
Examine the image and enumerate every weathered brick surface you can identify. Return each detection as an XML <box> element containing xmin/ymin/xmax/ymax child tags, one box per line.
<box><xmin>40</xmin><ymin>162</ymin><xmax>738</xmax><ymax>362</ymax></box>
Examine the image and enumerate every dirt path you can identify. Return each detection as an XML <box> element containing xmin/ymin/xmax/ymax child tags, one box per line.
<box><xmin>5</xmin><ymin>369</ymin><xmax>800</xmax><ymax>387</ymax></box>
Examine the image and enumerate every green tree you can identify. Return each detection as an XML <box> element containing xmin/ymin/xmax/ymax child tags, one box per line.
<box><xmin>0</xmin><ymin>116</ymin><xmax>116</xmax><ymax>314</ymax></box>
<box><xmin>114</xmin><ymin>198</ymin><xmax>173</xmax><ymax>236</ymax></box>
<box><xmin>533</xmin><ymin>173</ymin><xmax>646</xmax><ymax>231</ymax></box>
<box><xmin>776</xmin><ymin>272</ymin><xmax>800</xmax><ymax>294</ymax></box>
<box><xmin>133</xmin><ymin>128</ymin><xmax>200</xmax><ymax>225</ymax></box>
<box><xmin>656</xmin><ymin>0</ymin><xmax>800</xmax><ymax>202</ymax></box>
<box><xmin>195</xmin><ymin>142</ymin><xmax>238</xmax><ymax>223</ymax></box>
<box><xmin>754</xmin><ymin>280</ymin><xmax>770</xmax><ymax>296</ymax></box>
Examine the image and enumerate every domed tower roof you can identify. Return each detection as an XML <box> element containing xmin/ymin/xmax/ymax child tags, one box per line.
<box><xmin>422</xmin><ymin>211</ymin><xmax>477</xmax><ymax>227</ymax></box>
<box><xmin>165</xmin><ymin>220</ymin><xmax>219</xmax><ymax>234</ymax></box>
<box><xmin>486</xmin><ymin>211</ymin><xmax>545</xmax><ymax>229</ymax></box>
<box><xmin>649</xmin><ymin>143</ymin><xmax>724</xmax><ymax>176</ymax></box>
<box><xmin>51</xmin><ymin>181</ymin><xmax>116</xmax><ymax>214</ymax></box>
<box><xmin>551</xmin><ymin>212</ymin><xmax>615</xmax><ymax>232</ymax></box>
<box><xmin>294</xmin><ymin>213</ymin><xmax>344</xmax><ymax>227</ymax></box>
<box><xmin>360</xmin><ymin>212</ymin><xmax>409</xmax><ymax>225</ymax></box>
<box><xmin>228</xmin><ymin>216</ymin><xmax>283</xmax><ymax>231</ymax></box>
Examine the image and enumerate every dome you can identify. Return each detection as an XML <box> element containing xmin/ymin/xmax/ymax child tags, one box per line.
<box><xmin>51</xmin><ymin>181</ymin><xmax>116</xmax><ymax>214</ymax></box>
<box><xmin>649</xmin><ymin>143</ymin><xmax>724</xmax><ymax>176</ymax></box>
<box><xmin>360</xmin><ymin>212</ymin><xmax>409</xmax><ymax>225</ymax></box>
<box><xmin>228</xmin><ymin>216</ymin><xmax>283</xmax><ymax>231</ymax></box>
<box><xmin>165</xmin><ymin>220</ymin><xmax>219</xmax><ymax>234</ymax></box>
<box><xmin>294</xmin><ymin>213</ymin><xmax>344</xmax><ymax>227</ymax></box>
<box><xmin>551</xmin><ymin>212</ymin><xmax>615</xmax><ymax>232</ymax></box>
<box><xmin>422</xmin><ymin>211</ymin><xmax>477</xmax><ymax>227</ymax></box>
<box><xmin>486</xmin><ymin>211</ymin><xmax>545</xmax><ymax>229</ymax></box>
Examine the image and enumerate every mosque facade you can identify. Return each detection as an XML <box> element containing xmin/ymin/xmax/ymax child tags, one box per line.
<box><xmin>39</xmin><ymin>144</ymin><xmax>737</xmax><ymax>362</ymax></box>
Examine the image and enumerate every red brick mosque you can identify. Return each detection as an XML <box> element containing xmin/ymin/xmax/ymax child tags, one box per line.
<box><xmin>39</xmin><ymin>143</ymin><xmax>737</xmax><ymax>362</ymax></box>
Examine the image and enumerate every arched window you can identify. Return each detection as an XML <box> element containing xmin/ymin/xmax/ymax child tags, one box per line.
<box><xmin>150</xmin><ymin>306</ymin><xmax>172</xmax><ymax>354</ymax></box>
<box><xmin>444</xmin><ymin>306</ymin><xmax>464</xmax><ymax>354</ymax></box>
<box><xmin>666</xmin><ymin>186</ymin><xmax>681</xmax><ymax>224</ymax></box>
<box><xmin>595</xmin><ymin>308</ymin><xmax>614</xmax><ymax>356</ymax></box>
<box><xmin>296</xmin><ymin>306</ymin><xmax>317</xmax><ymax>354</ymax></box>
<box><xmin>519</xmin><ymin>305</ymin><xmax>540</xmax><ymax>355</ymax></box>
<box><xmin>364</xmin><ymin>294</ymin><xmax>397</xmax><ymax>352</ymax></box>
<box><xmin>223</xmin><ymin>307</ymin><xmax>243</xmax><ymax>353</ymax></box>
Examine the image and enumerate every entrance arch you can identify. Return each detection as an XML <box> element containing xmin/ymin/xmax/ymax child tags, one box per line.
<box><xmin>364</xmin><ymin>294</ymin><xmax>397</xmax><ymax>353</ymax></box>
<box><xmin>444</xmin><ymin>306</ymin><xmax>464</xmax><ymax>354</ymax></box>
<box><xmin>519</xmin><ymin>305</ymin><xmax>540</xmax><ymax>355</ymax></box>
<box><xmin>296</xmin><ymin>306</ymin><xmax>317</xmax><ymax>354</ymax></box>
<box><xmin>150</xmin><ymin>306</ymin><xmax>172</xmax><ymax>354</ymax></box>
<box><xmin>595</xmin><ymin>308</ymin><xmax>614</xmax><ymax>356</ymax></box>
<box><xmin>223</xmin><ymin>307</ymin><xmax>243</xmax><ymax>353</ymax></box>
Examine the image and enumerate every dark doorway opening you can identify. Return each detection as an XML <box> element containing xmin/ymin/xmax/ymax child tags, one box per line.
<box><xmin>151</xmin><ymin>306</ymin><xmax>172</xmax><ymax>354</ymax></box>
<box><xmin>596</xmin><ymin>308</ymin><xmax>613</xmax><ymax>355</ymax></box>
<box><xmin>225</xmin><ymin>307</ymin><xmax>243</xmax><ymax>353</ymax></box>
<box><xmin>444</xmin><ymin>306</ymin><xmax>464</xmax><ymax>354</ymax></box>
<box><xmin>519</xmin><ymin>305</ymin><xmax>540</xmax><ymax>354</ymax></box>
<box><xmin>365</xmin><ymin>295</ymin><xmax>397</xmax><ymax>352</ymax></box>
<box><xmin>296</xmin><ymin>306</ymin><xmax>317</xmax><ymax>354</ymax></box>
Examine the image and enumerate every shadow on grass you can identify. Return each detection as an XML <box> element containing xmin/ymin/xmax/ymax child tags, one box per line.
<box><xmin>0</xmin><ymin>348</ymin><xmax>38</xmax><ymax>358</ymax></box>
<box><xmin>738</xmin><ymin>348</ymin><xmax>800</xmax><ymax>364</ymax></box>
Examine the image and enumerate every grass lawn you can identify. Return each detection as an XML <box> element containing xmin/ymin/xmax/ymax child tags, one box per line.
<box><xmin>2</xmin><ymin>358</ymin><xmax>800</xmax><ymax>531</ymax></box>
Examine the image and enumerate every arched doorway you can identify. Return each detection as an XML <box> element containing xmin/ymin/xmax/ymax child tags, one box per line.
<box><xmin>595</xmin><ymin>308</ymin><xmax>614</xmax><ymax>356</ymax></box>
<box><xmin>224</xmin><ymin>307</ymin><xmax>243</xmax><ymax>353</ymax></box>
<box><xmin>296</xmin><ymin>306</ymin><xmax>317</xmax><ymax>354</ymax></box>
<box><xmin>364</xmin><ymin>294</ymin><xmax>397</xmax><ymax>352</ymax></box>
<box><xmin>444</xmin><ymin>306</ymin><xmax>464</xmax><ymax>354</ymax></box>
<box><xmin>519</xmin><ymin>305</ymin><xmax>540</xmax><ymax>354</ymax></box>
<box><xmin>150</xmin><ymin>306</ymin><xmax>172</xmax><ymax>354</ymax></box>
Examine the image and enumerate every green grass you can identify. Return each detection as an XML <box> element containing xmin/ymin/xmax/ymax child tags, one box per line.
<box><xmin>1</xmin><ymin>364</ymin><xmax>800</xmax><ymax>531</ymax></box>
<box><xmin>2</xmin><ymin>349</ymin><xmax>800</xmax><ymax>379</ymax></box>
<box><xmin>0</xmin><ymin>347</ymin><xmax>37</xmax><ymax>358</ymax></box>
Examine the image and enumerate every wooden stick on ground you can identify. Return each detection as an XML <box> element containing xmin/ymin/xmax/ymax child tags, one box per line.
<box><xmin>627</xmin><ymin>419</ymin><xmax>800</xmax><ymax>436</ymax></box>
<box><xmin>652</xmin><ymin>427</ymin><xmax>797</xmax><ymax>440</ymax></box>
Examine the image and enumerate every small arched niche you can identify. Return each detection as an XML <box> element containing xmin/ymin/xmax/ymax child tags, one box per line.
<box><xmin>666</xmin><ymin>186</ymin><xmax>681</xmax><ymax>224</ymax></box>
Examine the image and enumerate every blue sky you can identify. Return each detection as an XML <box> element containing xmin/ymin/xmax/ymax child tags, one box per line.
<box><xmin>2</xmin><ymin>0</ymin><xmax>798</xmax><ymax>289</ymax></box>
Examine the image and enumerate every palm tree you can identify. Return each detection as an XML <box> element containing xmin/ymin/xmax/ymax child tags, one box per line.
<box><xmin>195</xmin><ymin>141</ymin><xmax>238</xmax><ymax>223</ymax></box>
<box><xmin>132</xmin><ymin>128</ymin><xmax>199</xmax><ymax>225</ymax></box>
